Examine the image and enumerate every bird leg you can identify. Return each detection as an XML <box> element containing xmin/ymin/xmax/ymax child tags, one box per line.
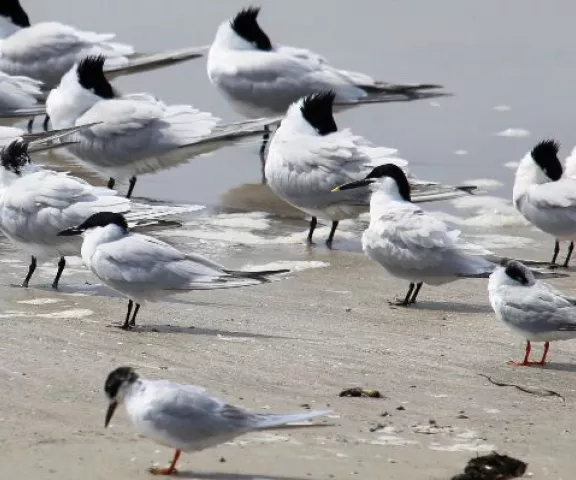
<box><xmin>325</xmin><ymin>221</ymin><xmax>339</xmax><ymax>249</ymax></box>
<box><xmin>259</xmin><ymin>126</ymin><xmax>270</xmax><ymax>184</ymax></box>
<box><xmin>27</xmin><ymin>117</ymin><xmax>34</xmax><ymax>133</ymax></box>
<box><xmin>149</xmin><ymin>449</ymin><xmax>181</xmax><ymax>476</ymax></box>
<box><xmin>52</xmin><ymin>256</ymin><xmax>66</xmax><ymax>290</ymax></box>
<box><xmin>121</xmin><ymin>300</ymin><xmax>134</xmax><ymax>330</ymax></box>
<box><xmin>22</xmin><ymin>256</ymin><xmax>37</xmax><ymax>288</ymax></box>
<box><xmin>508</xmin><ymin>340</ymin><xmax>533</xmax><ymax>366</ymax></box>
<box><xmin>390</xmin><ymin>283</ymin><xmax>415</xmax><ymax>307</ymax></box>
<box><xmin>409</xmin><ymin>282</ymin><xmax>423</xmax><ymax>304</ymax></box>
<box><xmin>563</xmin><ymin>242</ymin><xmax>574</xmax><ymax>268</ymax></box>
<box><xmin>306</xmin><ymin>217</ymin><xmax>318</xmax><ymax>245</ymax></box>
<box><xmin>550</xmin><ymin>240</ymin><xmax>560</xmax><ymax>266</ymax></box>
<box><xmin>42</xmin><ymin>114</ymin><xmax>50</xmax><ymax>132</ymax></box>
<box><xmin>129</xmin><ymin>303</ymin><xmax>141</xmax><ymax>327</ymax></box>
<box><xmin>538</xmin><ymin>341</ymin><xmax>550</xmax><ymax>366</ymax></box>
<box><xmin>107</xmin><ymin>177</ymin><xmax>115</xmax><ymax>190</ymax></box>
<box><xmin>125</xmin><ymin>176</ymin><xmax>137</xmax><ymax>199</ymax></box>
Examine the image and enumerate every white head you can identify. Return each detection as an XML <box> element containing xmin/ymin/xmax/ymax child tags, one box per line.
<box><xmin>490</xmin><ymin>259</ymin><xmax>536</xmax><ymax>288</ymax></box>
<box><xmin>103</xmin><ymin>366</ymin><xmax>140</xmax><ymax>427</ymax></box>
<box><xmin>513</xmin><ymin>139</ymin><xmax>562</xmax><ymax>202</ymax></box>
<box><xmin>0</xmin><ymin>138</ymin><xmax>40</xmax><ymax>187</ymax></box>
<box><xmin>280</xmin><ymin>92</ymin><xmax>339</xmax><ymax>137</ymax></box>
<box><xmin>334</xmin><ymin>163</ymin><xmax>412</xmax><ymax>203</ymax></box>
<box><xmin>0</xmin><ymin>0</ymin><xmax>29</xmax><ymax>38</ymax></box>
<box><xmin>211</xmin><ymin>6</ymin><xmax>273</xmax><ymax>52</ymax></box>
<box><xmin>46</xmin><ymin>55</ymin><xmax>118</xmax><ymax>128</ymax></box>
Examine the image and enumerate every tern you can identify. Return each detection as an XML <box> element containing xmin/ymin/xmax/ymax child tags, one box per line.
<box><xmin>104</xmin><ymin>366</ymin><xmax>331</xmax><ymax>475</ymax></box>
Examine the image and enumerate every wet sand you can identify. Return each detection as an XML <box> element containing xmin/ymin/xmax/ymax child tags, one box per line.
<box><xmin>0</xmin><ymin>227</ymin><xmax>574</xmax><ymax>480</ymax></box>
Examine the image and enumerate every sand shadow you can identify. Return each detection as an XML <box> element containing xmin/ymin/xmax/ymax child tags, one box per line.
<box><xmin>389</xmin><ymin>300</ymin><xmax>493</xmax><ymax>314</ymax></box>
<box><xmin>537</xmin><ymin>361</ymin><xmax>576</xmax><ymax>373</ymax></box>
<box><xmin>113</xmin><ymin>324</ymin><xmax>292</xmax><ymax>341</ymax></box>
<box><xmin>178</xmin><ymin>472</ymin><xmax>314</xmax><ymax>480</ymax></box>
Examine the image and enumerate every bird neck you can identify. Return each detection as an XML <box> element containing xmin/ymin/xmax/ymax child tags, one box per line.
<box><xmin>513</xmin><ymin>152</ymin><xmax>552</xmax><ymax>202</ymax></box>
<box><xmin>368</xmin><ymin>188</ymin><xmax>407</xmax><ymax>225</ymax></box>
<box><xmin>81</xmin><ymin>225</ymin><xmax>126</xmax><ymax>266</ymax></box>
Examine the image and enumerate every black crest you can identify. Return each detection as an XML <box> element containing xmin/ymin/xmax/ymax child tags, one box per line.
<box><xmin>300</xmin><ymin>92</ymin><xmax>338</xmax><ymax>136</ymax></box>
<box><xmin>78</xmin><ymin>212</ymin><xmax>129</xmax><ymax>232</ymax></box>
<box><xmin>530</xmin><ymin>139</ymin><xmax>562</xmax><ymax>181</ymax></box>
<box><xmin>104</xmin><ymin>367</ymin><xmax>138</xmax><ymax>399</ymax></box>
<box><xmin>0</xmin><ymin>0</ymin><xmax>30</xmax><ymax>28</ymax></box>
<box><xmin>76</xmin><ymin>55</ymin><xmax>115</xmax><ymax>99</ymax></box>
<box><xmin>230</xmin><ymin>7</ymin><xmax>272</xmax><ymax>51</ymax></box>
<box><xmin>366</xmin><ymin>164</ymin><xmax>411</xmax><ymax>201</ymax></box>
<box><xmin>503</xmin><ymin>260</ymin><xmax>531</xmax><ymax>286</ymax></box>
<box><xmin>1</xmin><ymin>138</ymin><xmax>30</xmax><ymax>176</ymax></box>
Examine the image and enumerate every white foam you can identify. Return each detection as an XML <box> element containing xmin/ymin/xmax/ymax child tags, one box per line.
<box><xmin>243</xmin><ymin>260</ymin><xmax>330</xmax><ymax>273</ymax></box>
<box><xmin>492</xmin><ymin>105</ymin><xmax>511</xmax><ymax>112</ymax></box>
<box><xmin>453</xmin><ymin>150</ymin><xmax>468</xmax><ymax>155</ymax></box>
<box><xmin>496</xmin><ymin>128</ymin><xmax>530</xmax><ymax>138</ymax></box>
<box><xmin>208</xmin><ymin>212</ymin><xmax>270</xmax><ymax>231</ymax></box>
<box><xmin>37</xmin><ymin>309</ymin><xmax>94</xmax><ymax>319</ymax></box>
<box><xmin>429</xmin><ymin>101</ymin><xmax>441</xmax><ymax>107</ymax></box>
<box><xmin>468</xmin><ymin>234</ymin><xmax>535</xmax><ymax>249</ymax></box>
<box><xmin>449</xmin><ymin>196</ymin><xmax>529</xmax><ymax>227</ymax></box>
<box><xmin>18</xmin><ymin>298</ymin><xmax>62</xmax><ymax>305</ymax></box>
<box><xmin>368</xmin><ymin>435</ymin><xmax>419</xmax><ymax>447</ymax></box>
<box><xmin>503</xmin><ymin>161</ymin><xmax>519</xmax><ymax>170</ymax></box>
<box><xmin>461</xmin><ymin>178</ymin><xmax>504</xmax><ymax>190</ymax></box>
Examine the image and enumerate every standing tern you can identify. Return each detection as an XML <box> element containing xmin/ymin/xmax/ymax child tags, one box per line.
<box><xmin>0</xmin><ymin>138</ymin><xmax>187</xmax><ymax>289</ymax></box>
<box><xmin>104</xmin><ymin>366</ymin><xmax>331</xmax><ymax>475</ymax></box>
<box><xmin>513</xmin><ymin>140</ymin><xmax>576</xmax><ymax>268</ymax></box>
<box><xmin>46</xmin><ymin>55</ymin><xmax>281</xmax><ymax>198</ymax></box>
<box><xmin>266</xmin><ymin>92</ymin><xmax>475</xmax><ymax>248</ymax></box>
<box><xmin>332</xmin><ymin>164</ymin><xmax>561</xmax><ymax>306</ymax></box>
<box><xmin>58</xmin><ymin>212</ymin><xmax>289</xmax><ymax>329</ymax></box>
<box><xmin>0</xmin><ymin>0</ymin><xmax>206</xmax><ymax>90</ymax></box>
<box><xmin>207</xmin><ymin>6</ymin><xmax>446</xmax><ymax>163</ymax></box>
<box><xmin>489</xmin><ymin>259</ymin><xmax>576</xmax><ymax>366</ymax></box>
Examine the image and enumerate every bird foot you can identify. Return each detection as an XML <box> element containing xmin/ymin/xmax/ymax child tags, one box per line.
<box><xmin>118</xmin><ymin>324</ymin><xmax>134</xmax><ymax>331</ymax></box>
<box><xmin>388</xmin><ymin>299</ymin><xmax>410</xmax><ymax>307</ymax></box>
<box><xmin>51</xmin><ymin>283</ymin><xmax>59</xmax><ymax>290</ymax></box>
<box><xmin>507</xmin><ymin>360</ymin><xmax>545</xmax><ymax>367</ymax></box>
<box><xmin>149</xmin><ymin>466</ymin><xmax>178</xmax><ymax>476</ymax></box>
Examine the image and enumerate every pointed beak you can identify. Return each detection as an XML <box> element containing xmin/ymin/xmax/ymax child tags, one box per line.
<box><xmin>332</xmin><ymin>179</ymin><xmax>373</xmax><ymax>192</ymax></box>
<box><xmin>105</xmin><ymin>401</ymin><xmax>118</xmax><ymax>428</ymax></box>
<box><xmin>57</xmin><ymin>226</ymin><xmax>84</xmax><ymax>236</ymax></box>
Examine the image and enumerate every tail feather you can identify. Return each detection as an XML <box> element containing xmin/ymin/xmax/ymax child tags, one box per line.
<box><xmin>0</xmin><ymin>105</ymin><xmax>46</xmax><ymax>118</ymax></box>
<box><xmin>412</xmin><ymin>184</ymin><xmax>476</xmax><ymax>203</ymax></box>
<box><xmin>224</xmin><ymin>268</ymin><xmax>290</xmax><ymax>280</ymax></box>
<box><xmin>105</xmin><ymin>45</ymin><xmax>208</xmax><ymax>79</ymax></box>
<box><xmin>253</xmin><ymin>410</ymin><xmax>332</xmax><ymax>430</ymax></box>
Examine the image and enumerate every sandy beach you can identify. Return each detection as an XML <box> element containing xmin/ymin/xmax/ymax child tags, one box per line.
<box><xmin>0</xmin><ymin>223</ymin><xmax>574</xmax><ymax>480</ymax></box>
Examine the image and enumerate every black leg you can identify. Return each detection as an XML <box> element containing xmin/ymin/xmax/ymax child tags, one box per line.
<box><xmin>52</xmin><ymin>257</ymin><xmax>66</xmax><ymax>290</ymax></box>
<box><xmin>390</xmin><ymin>283</ymin><xmax>415</xmax><ymax>307</ymax></box>
<box><xmin>129</xmin><ymin>303</ymin><xmax>141</xmax><ymax>327</ymax></box>
<box><xmin>563</xmin><ymin>242</ymin><xmax>574</xmax><ymax>268</ymax></box>
<box><xmin>22</xmin><ymin>256</ymin><xmax>37</xmax><ymax>288</ymax></box>
<box><xmin>325</xmin><ymin>221</ymin><xmax>339</xmax><ymax>249</ymax></box>
<box><xmin>306</xmin><ymin>217</ymin><xmax>318</xmax><ymax>245</ymax></box>
<box><xmin>27</xmin><ymin>117</ymin><xmax>34</xmax><ymax>133</ymax></box>
<box><xmin>551</xmin><ymin>240</ymin><xmax>560</xmax><ymax>265</ymax></box>
<box><xmin>125</xmin><ymin>176</ymin><xmax>137</xmax><ymax>199</ymax></box>
<box><xmin>42</xmin><ymin>114</ymin><xmax>50</xmax><ymax>131</ymax></box>
<box><xmin>409</xmin><ymin>282</ymin><xmax>423</xmax><ymax>304</ymax></box>
<box><xmin>122</xmin><ymin>300</ymin><xmax>133</xmax><ymax>330</ymax></box>
<box><xmin>259</xmin><ymin>126</ymin><xmax>270</xmax><ymax>184</ymax></box>
<box><xmin>107</xmin><ymin>177</ymin><xmax>115</xmax><ymax>190</ymax></box>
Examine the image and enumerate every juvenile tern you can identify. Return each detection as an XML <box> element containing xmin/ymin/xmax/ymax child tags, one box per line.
<box><xmin>0</xmin><ymin>0</ymin><xmax>206</xmax><ymax>89</ymax></box>
<box><xmin>332</xmin><ymin>164</ymin><xmax>556</xmax><ymax>306</ymax></box>
<box><xmin>59</xmin><ymin>212</ymin><xmax>289</xmax><ymax>329</ymax></box>
<box><xmin>266</xmin><ymin>92</ymin><xmax>475</xmax><ymax>248</ymax></box>
<box><xmin>104</xmin><ymin>366</ymin><xmax>331</xmax><ymax>475</ymax></box>
<box><xmin>207</xmin><ymin>7</ymin><xmax>447</xmax><ymax>164</ymax></box>
<box><xmin>47</xmin><ymin>55</ymin><xmax>281</xmax><ymax>198</ymax></box>
<box><xmin>489</xmin><ymin>259</ymin><xmax>576</xmax><ymax>366</ymax></box>
<box><xmin>513</xmin><ymin>140</ymin><xmax>576</xmax><ymax>267</ymax></box>
<box><xmin>0</xmin><ymin>138</ymin><xmax>186</xmax><ymax>289</ymax></box>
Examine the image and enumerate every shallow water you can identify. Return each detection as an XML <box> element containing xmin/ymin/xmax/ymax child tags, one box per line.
<box><xmin>17</xmin><ymin>0</ymin><xmax>576</xmax><ymax>252</ymax></box>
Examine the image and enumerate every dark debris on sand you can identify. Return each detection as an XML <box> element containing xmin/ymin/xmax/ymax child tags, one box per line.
<box><xmin>451</xmin><ymin>452</ymin><xmax>527</xmax><ymax>480</ymax></box>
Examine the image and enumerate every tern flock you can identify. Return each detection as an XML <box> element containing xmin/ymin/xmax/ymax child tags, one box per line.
<box><xmin>1</xmin><ymin>2</ymin><xmax>576</xmax><ymax>475</ymax></box>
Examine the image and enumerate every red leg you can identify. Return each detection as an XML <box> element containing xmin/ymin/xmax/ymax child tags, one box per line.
<box><xmin>150</xmin><ymin>449</ymin><xmax>181</xmax><ymax>476</ymax></box>
<box><xmin>508</xmin><ymin>341</ymin><xmax>532</xmax><ymax>366</ymax></box>
<box><xmin>539</xmin><ymin>342</ymin><xmax>550</xmax><ymax>366</ymax></box>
